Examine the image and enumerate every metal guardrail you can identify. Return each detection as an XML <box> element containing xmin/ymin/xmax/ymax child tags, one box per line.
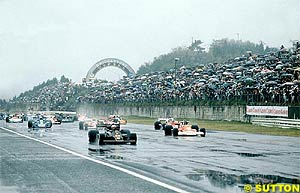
<box><xmin>251</xmin><ymin>117</ymin><xmax>300</xmax><ymax>129</ymax></box>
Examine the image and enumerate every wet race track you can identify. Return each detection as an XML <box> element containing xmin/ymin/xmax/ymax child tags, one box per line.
<box><xmin>1</xmin><ymin>120</ymin><xmax>299</xmax><ymax>193</ymax></box>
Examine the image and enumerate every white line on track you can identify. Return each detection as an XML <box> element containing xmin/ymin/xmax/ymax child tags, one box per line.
<box><xmin>0</xmin><ymin>127</ymin><xmax>190</xmax><ymax>193</ymax></box>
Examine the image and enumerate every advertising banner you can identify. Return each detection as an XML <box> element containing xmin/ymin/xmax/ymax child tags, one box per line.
<box><xmin>246</xmin><ymin>106</ymin><xmax>288</xmax><ymax>117</ymax></box>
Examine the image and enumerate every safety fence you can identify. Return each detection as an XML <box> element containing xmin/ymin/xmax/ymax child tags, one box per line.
<box><xmin>251</xmin><ymin>117</ymin><xmax>300</xmax><ymax>129</ymax></box>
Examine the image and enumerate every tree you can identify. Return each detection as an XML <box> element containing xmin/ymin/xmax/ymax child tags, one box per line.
<box><xmin>60</xmin><ymin>75</ymin><xmax>70</xmax><ymax>83</ymax></box>
<box><xmin>136</xmin><ymin>38</ymin><xmax>277</xmax><ymax>74</ymax></box>
<box><xmin>188</xmin><ymin>40</ymin><xmax>205</xmax><ymax>52</ymax></box>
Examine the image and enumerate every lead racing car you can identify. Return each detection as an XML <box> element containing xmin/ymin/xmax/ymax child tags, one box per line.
<box><xmin>164</xmin><ymin>120</ymin><xmax>206</xmax><ymax>137</ymax></box>
<box><xmin>88</xmin><ymin>124</ymin><xmax>137</xmax><ymax>145</ymax></box>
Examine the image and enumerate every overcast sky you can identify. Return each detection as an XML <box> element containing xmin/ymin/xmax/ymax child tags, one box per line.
<box><xmin>0</xmin><ymin>0</ymin><xmax>299</xmax><ymax>99</ymax></box>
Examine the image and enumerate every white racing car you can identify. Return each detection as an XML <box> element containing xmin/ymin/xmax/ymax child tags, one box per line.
<box><xmin>6</xmin><ymin>114</ymin><xmax>24</xmax><ymax>123</ymax></box>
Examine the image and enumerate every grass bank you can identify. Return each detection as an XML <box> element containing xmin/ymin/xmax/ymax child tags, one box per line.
<box><xmin>124</xmin><ymin>116</ymin><xmax>300</xmax><ymax>137</ymax></box>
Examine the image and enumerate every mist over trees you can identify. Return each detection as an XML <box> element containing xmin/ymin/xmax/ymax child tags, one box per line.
<box><xmin>137</xmin><ymin>38</ymin><xmax>278</xmax><ymax>74</ymax></box>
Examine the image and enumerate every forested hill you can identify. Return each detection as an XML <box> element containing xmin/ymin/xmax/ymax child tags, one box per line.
<box><xmin>137</xmin><ymin>38</ymin><xmax>278</xmax><ymax>74</ymax></box>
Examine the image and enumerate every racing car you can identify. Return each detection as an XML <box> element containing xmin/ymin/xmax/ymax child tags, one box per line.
<box><xmin>107</xmin><ymin>115</ymin><xmax>127</xmax><ymax>125</ymax></box>
<box><xmin>164</xmin><ymin>120</ymin><xmax>206</xmax><ymax>137</ymax></box>
<box><xmin>28</xmin><ymin>115</ymin><xmax>52</xmax><ymax>130</ymax></box>
<box><xmin>88</xmin><ymin>124</ymin><xmax>137</xmax><ymax>145</ymax></box>
<box><xmin>154</xmin><ymin>117</ymin><xmax>174</xmax><ymax>130</ymax></box>
<box><xmin>61</xmin><ymin>115</ymin><xmax>75</xmax><ymax>123</ymax></box>
<box><xmin>46</xmin><ymin>114</ymin><xmax>62</xmax><ymax>124</ymax></box>
<box><xmin>5</xmin><ymin>114</ymin><xmax>24</xmax><ymax>123</ymax></box>
<box><xmin>79</xmin><ymin>118</ymin><xmax>98</xmax><ymax>130</ymax></box>
<box><xmin>0</xmin><ymin>113</ymin><xmax>7</xmax><ymax>120</ymax></box>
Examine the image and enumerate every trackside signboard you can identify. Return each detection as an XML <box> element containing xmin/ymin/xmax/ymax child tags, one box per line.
<box><xmin>246</xmin><ymin>106</ymin><xmax>288</xmax><ymax>117</ymax></box>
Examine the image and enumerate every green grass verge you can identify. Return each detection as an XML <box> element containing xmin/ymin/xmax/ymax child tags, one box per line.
<box><xmin>124</xmin><ymin>115</ymin><xmax>300</xmax><ymax>137</ymax></box>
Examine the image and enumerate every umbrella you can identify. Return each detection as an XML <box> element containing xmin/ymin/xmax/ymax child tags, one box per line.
<box><xmin>260</xmin><ymin>69</ymin><xmax>273</xmax><ymax>74</ymax></box>
<box><xmin>266</xmin><ymin>81</ymin><xmax>278</xmax><ymax>86</ymax></box>
<box><xmin>208</xmin><ymin>84</ymin><xmax>217</xmax><ymax>90</ymax></box>
<box><xmin>275</xmin><ymin>65</ymin><xmax>284</xmax><ymax>70</ymax></box>
<box><xmin>293</xmin><ymin>80</ymin><xmax>300</xmax><ymax>85</ymax></box>
<box><xmin>197</xmin><ymin>79</ymin><xmax>207</xmax><ymax>83</ymax></box>
<box><xmin>196</xmin><ymin>82</ymin><xmax>205</xmax><ymax>87</ymax></box>
<box><xmin>283</xmin><ymin>63</ymin><xmax>292</xmax><ymax>67</ymax></box>
<box><xmin>244</xmin><ymin>77</ymin><xmax>254</xmax><ymax>83</ymax></box>
<box><xmin>281</xmin><ymin>82</ymin><xmax>294</xmax><ymax>87</ymax></box>
<box><xmin>209</xmin><ymin>78</ymin><xmax>219</xmax><ymax>83</ymax></box>
<box><xmin>281</xmin><ymin>73</ymin><xmax>293</xmax><ymax>77</ymax></box>
<box><xmin>244</xmin><ymin>78</ymin><xmax>255</xmax><ymax>85</ymax></box>
<box><xmin>223</xmin><ymin>72</ymin><xmax>232</xmax><ymax>76</ymax></box>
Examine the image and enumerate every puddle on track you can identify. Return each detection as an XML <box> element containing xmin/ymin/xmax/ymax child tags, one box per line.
<box><xmin>186</xmin><ymin>169</ymin><xmax>300</xmax><ymax>187</ymax></box>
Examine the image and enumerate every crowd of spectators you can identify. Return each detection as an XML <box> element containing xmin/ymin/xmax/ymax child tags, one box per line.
<box><xmin>78</xmin><ymin>43</ymin><xmax>300</xmax><ymax>105</ymax></box>
<box><xmin>12</xmin><ymin>82</ymin><xmax>78</xmax><ymax>110</ymax></box>
<box><xmin>10</xmin><ymin>43</ymin><xmax>300</xmax><ymax>109</ymax></box>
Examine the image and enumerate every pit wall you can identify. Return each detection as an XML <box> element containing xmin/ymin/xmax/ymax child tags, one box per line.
<box><xmin>77</xmin><ymin>104</ymin><xmax>247</xmax><ymax>122</ymax></box>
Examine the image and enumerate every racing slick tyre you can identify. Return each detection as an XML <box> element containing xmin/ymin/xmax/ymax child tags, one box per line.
<box><xmin>79</xmin><ymin>121</ymin><xmax>84</xmax><ymax>130</ymax></box>
<box><xmin>191</xmin><ymin>125</ymin><xmax>199</xmax><ymax>132</ymax></box>
<box><xmin>173</xmin><ymin>128</ymin><xmax>179</xmax><ymax>136</ymax></box>
<box><xmin>120</xmin><ymin>129</ymin><xmax>131</xmax><ymax>137</ymax></box>
<box><xmin>130</xmin><ymin>133</ymin><xmax>137</xmax><ymax>145</ymax></box>
<box><xmin>23</xmin><ymin>116</ymin><xmax>28</xmax><ymax>121</ymax></box>
<box><xmin>154</xmin><ymin>121</ymin><xmax>161</xmax><ymax>130</ymax></box>
<box><xmin>162</xmin><ymin>123</ymin><xmax>166</xmax><ymax>130</ymax></box>
<box><xmin>99</xmin><ymin>134</ymin><xmax>105</xmax><ymax>145</ymax></box>
<box><xmin>6</xmin><ymin>117</ymin><xmax>9</xmax><ymax>123</ymax></box>
<box><xmin>88</xmin><ymin>130</ymin><xmax>98</xmax><ymax>143</ymax></box>
<box><xmin>46</xmin><ymin>122</ymin><xmax>52</xmax><ymax>128</ymax></box>
<box><xmin>164</xmin><ymin>125</ymin><xmax>173</xmax><ymax>136</ymax></box>
<box><xmin>28</xmin><ymin>120</ymin><xmax>33</xmax><ymax>128</ymax></box>
<box><xmin>200</xmin><ymin>128</ymin><xmax>206</xmax><ymax>137</ymax></box>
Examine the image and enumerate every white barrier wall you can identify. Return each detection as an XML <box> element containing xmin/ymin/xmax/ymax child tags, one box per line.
<box><xmin>77</xmin><ymin>104</ymin><xmax>247</xmax><ymax>121</ymax></box>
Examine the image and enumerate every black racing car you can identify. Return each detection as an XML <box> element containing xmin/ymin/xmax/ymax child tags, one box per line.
<box><xmin>88</xmin><ymin>124</ymin><xmax>137</xmax><ymax>145</ymax></box>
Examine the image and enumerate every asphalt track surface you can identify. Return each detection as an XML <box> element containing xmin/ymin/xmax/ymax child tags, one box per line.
<box><xmin>1</xmin><ymin>121</ymin><xmax>299</xmax><ymax>193</ymax></box>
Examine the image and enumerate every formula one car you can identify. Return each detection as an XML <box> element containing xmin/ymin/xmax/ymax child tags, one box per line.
<box><xmin>164</xmin><ymin>120</ymin><xmax>206</xmax><ymax>137</ymax></box>
<box><xmin>154</xmin><ymin>117</ymin><xmax>174</xmax><ymax>130</ymax></box>
<box><xmin>28</xmin><ymin>115</ymin><xmax>52</xmax><ymax>130</ymax></box>
<box><xmin>0</xmin><ymin>113</ymin><xmax>6</xmax><ymax>120</ymax></box>
<box><xmin>88</xmin><ymin>124</ymin><xmax>137</xmax><ymax>145</ymax></box>
<box><xmin>61</xmin><ymin>115</ymin><xmax>75</xmax><ymax>123</ymax></box>
<box><xmin>79</xmin><ymin>118</ymin><xmax>97</xmax><ymax>130</ymax></box>
<box><xmin>107</xmin><ymin>115</ymin><xmax>127</xmax><ymax>125</ymax></box>
<box><xmin>46</xmin><ymin>114</ymin><xmax>62</xmax><ymax>124</ymax></box>
<box><xmin>6</xmin><ymin>114</ymin><xmax>24</xmax><ymax>123</ymax></box>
